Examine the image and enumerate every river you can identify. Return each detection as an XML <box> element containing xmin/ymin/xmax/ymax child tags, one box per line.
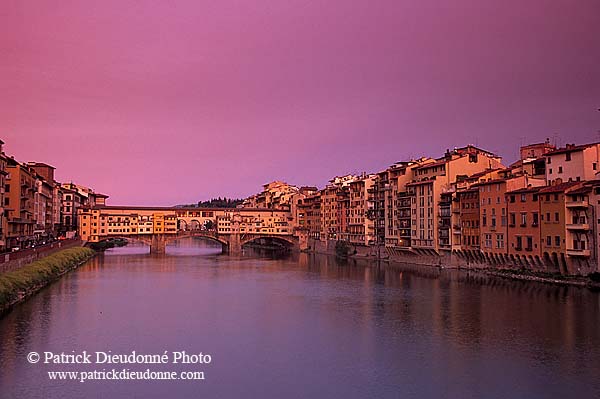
<box><xmin>1</xmin><ymin>238</ymin><xmax>599</xmax><ymax>398</ymax></box>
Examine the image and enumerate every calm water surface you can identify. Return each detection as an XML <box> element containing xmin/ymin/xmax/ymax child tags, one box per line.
<box><xmin>1</xmin><ymin>239</ymin><xmax>599</xmax><ymax>398</ymax></box>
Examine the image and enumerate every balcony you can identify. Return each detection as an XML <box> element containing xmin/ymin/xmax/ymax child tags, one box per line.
<box><xmin>566</xmin><ymin>223</ymin><xmax>590</xmax><ymax>230</ymax></box>
<box><xmin>566</xmin><ymin>200</ymin><xmax>588</xmax><ymax>208</ymax></box>
<box><xmin>567</xmin><ymin>248</ymin><xmax>591</xmax><ymax>257</ymax></box>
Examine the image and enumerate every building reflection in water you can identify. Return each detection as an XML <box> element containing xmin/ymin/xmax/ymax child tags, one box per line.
<box><xmin>0</xmin><ymin>241</ymin><xmax>599</xmax><ymax>398</ymax></box>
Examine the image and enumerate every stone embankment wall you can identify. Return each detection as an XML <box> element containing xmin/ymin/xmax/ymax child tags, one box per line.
<box><xmin>0</xmin><ymin>239</ymin><xmax>83</xmax><ymax>273</ymax></box>
<box><xmin>306</xmin><ymin>238</ymin><xmax>598</xmax><ymax>277</ymax></box>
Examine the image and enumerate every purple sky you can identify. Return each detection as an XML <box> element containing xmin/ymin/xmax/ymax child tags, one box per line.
<box><xmin>1</xmin><ymin>0</ymin><xmax>599</xmax><ymax>206</ymax></box>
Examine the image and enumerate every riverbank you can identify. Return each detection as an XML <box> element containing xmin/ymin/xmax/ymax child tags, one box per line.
<box><xmin>0</xmin><ymin>247</ymin><xmax>96</xmax><ymax>315</ymax></box>
<box><xmin>0</xmin><ymin>238</ymin><xmax>84</xmax><ymax>273</ymax></box>
<box><xmin>306</xmin><ymin>239</ymin><xmax>600</xmax><ymax>289</ymax></box>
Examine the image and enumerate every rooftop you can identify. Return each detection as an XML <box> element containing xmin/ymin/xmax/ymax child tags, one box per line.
<box><xmin>538</xmin><ymin>181</ymin><xmax>583</xmax><ymax>194</ymax></box>
<box><xmin>505</xmin><ymin>186</ymin><xmax>542</xmax><ymax>195</ymax></box>
<box><xmin>546</xmin><ymin>142</ymin><xmax>600</xmax><ymax>156</ymax></box>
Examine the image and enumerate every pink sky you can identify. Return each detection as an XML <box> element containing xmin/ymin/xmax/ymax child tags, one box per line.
<box><xmin>1</xmin><ymin>0</ymin><xmax>599</xmax><ymax>206</ymax></box>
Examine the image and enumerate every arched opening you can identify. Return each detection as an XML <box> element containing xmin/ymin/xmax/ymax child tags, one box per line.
<box><xmin>543</xmin><ymin>252</ymin><xmax>551</xmax><ymax>270</ymax></box>
<box><xmin>165</xmin><ymin>236</ymin><xmax>226</xmax><ymax>256</ymax></box>
<box><xmin>91</xmin><ymin>236</ymin><xmax>152</xmax><ymax>255</ymax></box>
<box><xmin>241</xmin><ymin>236</ymin><xmax>295</xmax><ymax>252</ymax></box>
<box><xmin>551</xmin><ymin>252</ymin><xmax>560</xmax><ymax>273</ymax></box>
<box><xmin>178</xmin><ymin>219</ymin><xmax>189</xmax><ymax>231</ymax></box>
<box><xmin>190</xmin><ymin>220</ymin><xmax>201</xmax><ymax>231</ymax></box>
<box><xmin>560</xmin><ymin>253</ymin><xmax>568</xmax><ymax>275</ymax></box>
<box><xmin>165</xmin><ymin>235</ymin><xmax>228</xmax><ymax>255</ymax></box>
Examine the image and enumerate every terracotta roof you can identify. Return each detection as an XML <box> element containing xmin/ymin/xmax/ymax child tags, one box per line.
<box><xmin>521</xmin><ymin>142</ymin><xmax>552</xmax><ymax>148</ymax></box>
<box><xmin>406</xmin><ymin>179</ymin><xmax>436</xmax><ymax>186</ymax></box>
<box><xmin>546</xmin><ymin>142</ymin><xmax>600</xmax><ymax>156</ymax></box>
<box><xmin>505</xmin><ymin>186</ymin><xmax>542</xmax><ymax>195</ymax></box>
<box><xmin>466</xmin><ymin>168</ymin><xmax>501</xmax><ymax>180</ymax></box>
<box><xmin>537</xmin><ymin>182</ymin><xmax>582</xmax><ymax>193</ymax></box>
<box><xmin>27</xmin><ymin>162</ymin><xmax>56</xmax><ymax>169</ymax></box>
<box><xmin>471</xmin><ymin>178</ymin><xmax>509</xmax><ymax>187</ymax></box>
<box><xmin>567</xmin><ymin>186</ymin><xmax>592</xmax><ymax>195</ymax></box>
<box><xmin>414</xmin><ymin>159</ymin><xmax>446</xmax><ymax>170</ymax></box>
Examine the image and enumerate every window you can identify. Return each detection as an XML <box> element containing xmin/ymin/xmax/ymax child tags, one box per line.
<box><xmin>520</xmin><ymin>212</ymin><xmax>527</xmax><ymax>226</ymax></box>
<box><xmin>546</xmin><ymin>236</ymin><xmax>552</xmax><ymax>246</ymax></box>
<box><xmin>532</xmin><ymin>212</ymin><xmax>539</xmax><ymax>226</ymax></box>
<box><xmin>510</xmin><ymin>195</ymin><xmax>516</xmax><ymax>203</ymax></box>
<box><xmin>496</xmin><ymin>234</ymin><xmax>504</xmax><ymax>249</ymax></box>
<box><xmin>555</xmin><ymin>212</ymin><xmax>559</xmax><ymax>222</ymax></box>
<box><xmin>558</xmin><ymin>166</ymin><xmax>563</xmax><ymax>174</ymax></box>
<box><xmin>549</xmin><ymin>168</ymin><xmax>553</xmax><ymax>174</ymax></box>
<box><xmin>509</xmin><ymin>213</ymin><xmax>516</xmax><ymax>226</ymax></box>
<box><xmin>485</xmin><ymin>234</ymin><xmax>492</xmax><ymax>248</ymax></box>
<box><xmin>521</xmin><ymin>194</ymin><xmax>526</xmax><ymax>202</ymax></box>
<box><xmin>555</xmin><ymin>236</ymin><xmax>561</xmax><ymax>246</ymax></box>
<box><xmin>532</xmin><ymin>194</ymin><xmax>538</xmax><ymax>202</ymax></box>
<box><xmin>526</xmin><ymin>236</ymin><xmax>533</xmax><ymax>251</ymax></box>
<box><xmin>594</xmin><ymin>162</ymin><xmax>597</xmax><ymax>171</ymax></box>
<box><xmin>547</xmin><ymin>157</ymin><xmax>552</xmax><ymax>164</ymax></box>
<box><xmin>566</xmin><ymin>152</ymin><xmax>571</xmax><ymax>161</ymax></box>
<box><xmin>4</xmin><ymin>184</ymin><xmax>9</xmax><ymax>193</ymax></box>
<box><xmin>516</xmin><ymin>236</ymin><xmax>523</xmax><ymax>250</ymax></box>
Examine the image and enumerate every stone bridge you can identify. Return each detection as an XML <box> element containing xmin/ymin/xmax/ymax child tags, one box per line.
<box><xmin>103</xmin><ymin>230</ymin><xmax>304</xmax><ymax>255</ymax></box>
<box><xmin>79</xmin><ymin>205</ymin><xmax>309</xmax><ymax>255</ymax></box>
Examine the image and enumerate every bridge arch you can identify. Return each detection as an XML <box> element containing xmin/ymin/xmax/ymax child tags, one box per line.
<box><xmin>177</xmin><ymin>219</ymin><xmax>188</xmax><ymax>231</ymax></box>
<box><xmin>240</xmin><ymin>235</ymin><xmax>297</xmax><ymax>249</ymax></box>
<box><xmin>95</xmin><ymin>235</ymin><xmax>154</xmax><ymax>248</ymax></box>
<box><xmin>164</xmin><ymin>232</ymin><xmax>230</xmax><ymax>249</ymax></box>
<box><xmin>190</xmin><ymin>220</ymin><xmax>202</xmax><ymax>230</ymax></box>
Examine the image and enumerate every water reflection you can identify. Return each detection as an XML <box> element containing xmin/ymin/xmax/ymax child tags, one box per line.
<box><xmin>0</xmin><ymin>240</ymin><xmax>599</xmax><ymax>398</ymax></box>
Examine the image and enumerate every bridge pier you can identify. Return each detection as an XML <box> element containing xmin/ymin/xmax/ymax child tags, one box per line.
<box><xmin>227</xmin><ymin>234</ymin><xmax>242</xmax><ymax>255</ymax></box>
<box><xmin>150</xmin><ymin>234</ymin><xmax>167</xmax><ymax>254</ymax></box>
<box><xmin>227</xmin><ymin>215</ymin><xmax>242</xmax><ymax>255</ymax></box>
<box><xmin>297</xmin><ymin>231</ymin><xmax>309</xmax><ymax>252</ymax></box>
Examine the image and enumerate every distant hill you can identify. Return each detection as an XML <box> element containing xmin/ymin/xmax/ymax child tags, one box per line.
<box><xmin>175</xmin><ymin>197</ymin><xmax>244</xmax><ymax>208</ymax></box>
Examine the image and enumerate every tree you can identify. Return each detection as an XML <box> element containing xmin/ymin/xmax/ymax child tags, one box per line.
<box><xmin>335</xmin><ymin>241</ymin><xmax>351</xmax><ymax>258</ymax></box>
